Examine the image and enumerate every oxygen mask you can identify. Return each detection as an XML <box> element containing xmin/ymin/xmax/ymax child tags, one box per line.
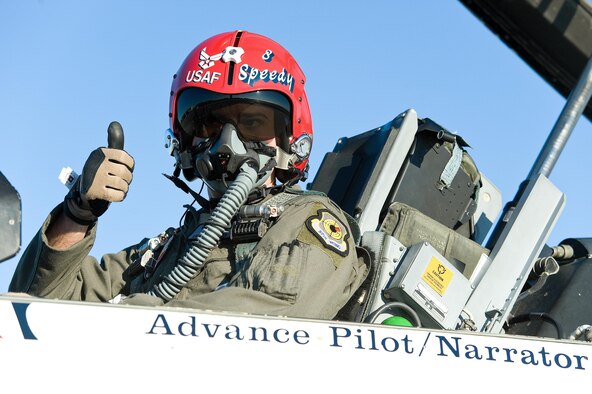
<box><xmin>193</xmin><ymin>122</ymin><xmax>277</xmax><ymax>195</ymax></box>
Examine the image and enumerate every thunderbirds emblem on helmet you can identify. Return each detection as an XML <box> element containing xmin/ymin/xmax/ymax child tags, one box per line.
<box><xmin>199</xmin><ymin>46</ymin><xmax>244</xmax><ymax>70</ymax></box>
<box><xmin>222</xmin><ymin>46</ymin><xmax>244</xmax><ymax>63</ymax></box>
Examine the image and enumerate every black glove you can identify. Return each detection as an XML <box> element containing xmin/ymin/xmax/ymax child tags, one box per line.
<box><xmin>64</xmin><ymin>147</ymin><xmax>135</xmax><ymax>225</ymax></box>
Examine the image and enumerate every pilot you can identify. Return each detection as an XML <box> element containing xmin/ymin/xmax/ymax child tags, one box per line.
<box><xmin>9</xmin><ymin>31</ymin><xmax>369</xmax><ymax>320</ymax></box>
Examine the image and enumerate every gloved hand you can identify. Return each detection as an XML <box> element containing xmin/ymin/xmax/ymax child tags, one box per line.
<box><xmin>63</xmin><ymin>147</ymin><xmax>135</xmax><ymax>225</ymax></box>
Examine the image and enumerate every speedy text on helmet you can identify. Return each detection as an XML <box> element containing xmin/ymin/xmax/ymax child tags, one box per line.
<box><xmin>238</xmin><ymin>64</ymin><xmax>295</xmax><ymax>93</ymax></box>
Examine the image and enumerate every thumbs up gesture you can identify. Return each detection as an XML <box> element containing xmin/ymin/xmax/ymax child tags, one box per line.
<box><xmin>63</xmin><ymin>122</ymin><xmax>135</xmax><ymax>225</ymax></box>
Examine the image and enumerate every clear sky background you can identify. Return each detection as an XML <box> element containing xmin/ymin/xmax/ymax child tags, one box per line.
<box><xmin>1</xmin><ymin>1</ymin><xmax>591</xmax><ymax>293</ymax></box>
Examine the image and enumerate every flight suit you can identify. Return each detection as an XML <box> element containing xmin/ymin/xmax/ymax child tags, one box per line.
<box><xmin>9</xmin><ymin>188</ymin><xmax>369</xmax><ymax>320</ymax></box>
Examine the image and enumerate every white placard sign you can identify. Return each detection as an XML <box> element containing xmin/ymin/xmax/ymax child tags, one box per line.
<box><xmin>1</xmin><ymin>295</ymin><xmax>590</xmax><ymax>393</ymax></box>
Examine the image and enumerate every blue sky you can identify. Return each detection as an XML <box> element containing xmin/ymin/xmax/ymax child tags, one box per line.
<box><xmin>1</xmin><ymin>1</ymin><xmax>591</xmax><ymax>292</ymax></box>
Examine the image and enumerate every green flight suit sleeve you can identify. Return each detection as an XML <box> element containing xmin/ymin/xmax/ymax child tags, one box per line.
<box><xmin>9</xmin><ymin>204</ymin><xmax>133</xmax><ymax>302</ymax></box>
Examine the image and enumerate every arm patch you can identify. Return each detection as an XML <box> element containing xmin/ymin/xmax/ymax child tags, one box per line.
<box><xmin>303</xmin><ymin>208</ymin><xmax>350</xmax><ymax>257</ymax></box>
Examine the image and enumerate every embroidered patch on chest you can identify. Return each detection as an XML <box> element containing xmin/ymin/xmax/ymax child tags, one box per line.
<box><xmin>305</xmin><ymin>209</ymin><xmax>349</xmax><ymax>256</ymax></box>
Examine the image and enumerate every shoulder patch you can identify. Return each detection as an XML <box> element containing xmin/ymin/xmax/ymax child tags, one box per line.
<box><xmin>305</xmin><ymin>209</ymin><xmax>349</xmax><ymax>256</ymax></box>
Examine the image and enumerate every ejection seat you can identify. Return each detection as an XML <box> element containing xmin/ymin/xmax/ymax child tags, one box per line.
<box><xmin>307</xmin><ymin>109</ymin><xmax>503</xmax><ymax>325</ymax></box>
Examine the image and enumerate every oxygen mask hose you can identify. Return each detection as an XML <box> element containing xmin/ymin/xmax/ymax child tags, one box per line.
<box><xmin>148</xmin><ymin>162</ymin><xmax>259</xmax><ymax>301</ymax></box>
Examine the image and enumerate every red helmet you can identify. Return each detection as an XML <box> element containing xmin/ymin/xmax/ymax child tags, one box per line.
<box><xmin>169</xmin><ymin>30</ymin><xmax>313</xmax><ymax>183</ymax></box>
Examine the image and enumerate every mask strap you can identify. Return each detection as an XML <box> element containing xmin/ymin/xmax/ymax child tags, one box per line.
<box><xmin>275</xmin><ymin>147</ymin><xmax>293</xmax><ymax>170</ymax></box>
<box><xmin>163</xmin><ymin>173</ymin><xmax>212</xmax><ymax>210</ymax></box>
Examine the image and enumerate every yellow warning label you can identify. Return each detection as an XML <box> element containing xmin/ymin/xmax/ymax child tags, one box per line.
<box><xmin>421</xmin><ymin>257</ymin><xmax>453</xmax><ymax>296</ymax></box>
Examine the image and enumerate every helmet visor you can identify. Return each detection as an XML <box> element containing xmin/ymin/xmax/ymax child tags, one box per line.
<box><xmin>177</xmin><ymin>88</ymin><xmax>291</xmax><ymax>143</ymax></box>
